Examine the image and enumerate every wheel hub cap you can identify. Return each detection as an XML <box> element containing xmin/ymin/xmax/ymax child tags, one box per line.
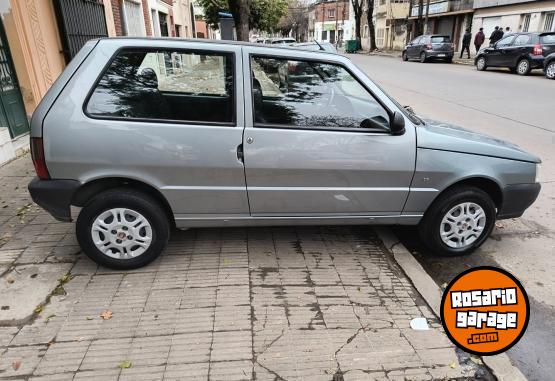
<box><xmin>91</xmin><ymin>208</ymin><xmax>152</xmax><ymax>259</ymax></box>
<box><xmin>440</xmin><ymin>202</ymin><xmax>486</xmax><ymax>249</ymax></box>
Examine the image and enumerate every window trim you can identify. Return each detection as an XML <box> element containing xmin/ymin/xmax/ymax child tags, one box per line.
<box><xmin>248</xmin><ymin>53</ymin><xmax>394</xmax><ymax>134</ymax></box>
<box><xmin>82</xmin><ymin>47</ymin><xmax>238</xmax><ymax>127</ymax></box>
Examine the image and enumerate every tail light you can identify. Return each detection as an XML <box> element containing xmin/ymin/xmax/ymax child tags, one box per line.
<box><xmin>426</xmin><ymin>44</ymin><xmax>432</xmax><ymax>50</ymax></box>
<box><xmin>30</xmin><ymin>138</ymin><xmax>50</xmax><ymax>180</ymax></box>
<box><xmin>533</xmin><ymin>44</ymin><xmax>542</xmax><ymax>55</ymax></box>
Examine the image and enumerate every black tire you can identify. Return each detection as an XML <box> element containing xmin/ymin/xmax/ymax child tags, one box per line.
<box><xmin>516</xmin><ymin>58</ymin><xmax>531</xmax><ymax>75</ymax></box>
<box><xmin>402</xmin><ymin>51</ymin><xmax>408</xmax><ymax>61</ymax></box>
<box><xmin>476</xmin><ymin>56</ymin><xmax>487</xmax><ymax>71</ymax></box>
<box><xmin>420</xmin><ymin>52</ymin><xmax>427</xmax><ymax>63</ymax></box>
<box><xmin>418</xmin><ymin>186</ymin><xmax>496</xmax><ymax>257</ymax></box>
<box><xmin>545</xmin><ymin>61</ymin><xmax>555</xmax><ymax>79</ymax></box>
<box><xmin>445</xmin><ymin>57</ymin><xmax>453</xmax><ymax>64</ymax></box>
<box><xmin>76</xmin><ymin>188</ymin><xmax>170</xmax><ymax>269</ymax></box>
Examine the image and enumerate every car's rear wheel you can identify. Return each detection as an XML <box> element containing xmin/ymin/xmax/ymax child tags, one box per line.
<box><xmin>476</xmin><ymin>56</ymin><xmax>487</xmax><ymax>71</ymax></box>
<box><xmin>445</xmin><ymin>57</ymin><xmax>453</xmax><ymax>63</ymax></box>
<box><xmin>402</xmin><ymin>51</ymin><xmax>408</xmax><ymax>61</ymax></box>
<box><xmin>420</xmin><ymin>52</ymin><xmax>427</xmax><ymax>63</ymax></box>
<box><xmin>516</xmin><ymin>58</ymin><xmax>531</xmax><ymax>75</ymax></box>
<box><xmin>545</xmin><ymin>61</ymin><xmax>555</xmax><ymax>79</ymax></box>
<box><xmin>418</xmin><ymin>186</ymin><xmax>496</xmax><ymax>257</ymax></box>
<box><xmin>76</xmin><ymin>188</ymin><xmax>170</xmax><ymax>269</ymax></box>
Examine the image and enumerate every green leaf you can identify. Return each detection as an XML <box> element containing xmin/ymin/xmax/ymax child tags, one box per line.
<box><xmin>118</xmin><ymin>361</ymin><xmax>132</xmax><ymax>369</ymax></box>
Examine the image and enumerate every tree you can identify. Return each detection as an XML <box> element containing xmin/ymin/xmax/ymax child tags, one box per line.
<box><xmin>351</xmin><ymin>0</ymin><xmax>363</xmax><ymax>50</ymax></box>
<box><xmin>365</xmin><ymin>0</ymin><xmax>376</xmax><ymax>50</ymax></box>
<box><xmin>197</xmin><ymin>0</ymin><xmax>288</xmax><ymax>41</ymax></box>
<box><xmin>277</xmin><ymin>0</ymin><xmax>309</xmax><ymax>41</ymax></box>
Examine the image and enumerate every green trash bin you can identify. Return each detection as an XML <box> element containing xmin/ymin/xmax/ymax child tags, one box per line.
<box><xmin>345</xmin><ymin>39</ymin><xmax>358</xmax><ymax>53</ymax></box>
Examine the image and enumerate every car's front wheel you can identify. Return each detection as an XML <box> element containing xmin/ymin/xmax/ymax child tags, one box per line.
<box><xmin>402</xmin><ymin>51</ymin><xmax>408</xmax><ymax>61</ymax></box>
<box><xmin>545</xmin><ymin>61</ymin><xmax>555</xmax><ymax>79</ymax></box>
<box><xmin>76</xmin><ymin>188</ymin><xmax>170</xmax><ymax>269</ymax></box>
<box><xmin>476</xmin><ymin>56</ymin><xmax>487</xmax><ymax>71</ymax></box>
<box><xmin>418</xmin><ymin>186</ymin><xmax>496</xmax><ymax>257</ymax></box>
<box><xmin>516</xmin><ymin>58</ymin><xmax>531</xmax><ymax>75</ymax></box>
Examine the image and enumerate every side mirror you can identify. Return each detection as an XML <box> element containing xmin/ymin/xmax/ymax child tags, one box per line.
<box><xmin>390</xmin><ymin>111</ymin><xmax>405</xmax><ymax>136</ymax></box>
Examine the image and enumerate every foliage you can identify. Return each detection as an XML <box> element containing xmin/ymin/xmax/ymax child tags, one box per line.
<box><xmin>197</xmin><ymin>0</ymin><xmax>288</xmax><ymax>33</ymax></box>
<box><xmin>277</xmin><ymin>0</ymin><xmax>309</xmax><ymax>40</ymax></box>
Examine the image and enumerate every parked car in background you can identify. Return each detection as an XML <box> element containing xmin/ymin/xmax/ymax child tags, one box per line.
<box><xmin>271</xmin><ymin>37</ymin><xmax>296</xmax><ymax>45</ymax></box>
<box><xmin>255</xmin><ymin>38</ymin><xmax>270</xmax><ymax>44</ymax></box>
<box><xmin>29</xmin><ymin>38</ymin><xmax>540</xmax><ymax>269</ymax></box>
<box><xmin>402</xmin><ymin>35</ymin><xmax>454</xmax><ymax>63</ymax></box>
<box><xmin>543</xmin><ymin>52</ymin><xmax>555</xmax><ymax>79</ymax></box>
<box><xmin>292</xmin><ymin>41</ymin><xmax>337</xmax><ymax>53</ymax></box>
<box><xmin>475</xmin><ymin>32</ymin><xmax>555</xmax><ymax>75</ymax></box>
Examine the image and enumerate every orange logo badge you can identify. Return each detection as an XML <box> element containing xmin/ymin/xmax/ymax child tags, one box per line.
<box><xmin>441</xmin><ymin>267</ymin><xmax>529</xmax><ymax>355</ymax></box>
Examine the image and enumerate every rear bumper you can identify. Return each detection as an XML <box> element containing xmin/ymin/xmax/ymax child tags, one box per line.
<box><xmin>28</xmin><ymin>178</ymin><xmax>80</xmax><ymax>222</ymax></box>
<box><xmin>529</xmin><ymin>55</ymin><xmax>545</xmax><ymax>68</ymax></box>
<box><xmin>497</xmin><ymin>183</ymin><xmax>541</xmax><ymax>219</ymax></box>
<box><xmin>426</xmin><ymin>51</ymin><xmax>453</xmax><ymax>58</ymax></box>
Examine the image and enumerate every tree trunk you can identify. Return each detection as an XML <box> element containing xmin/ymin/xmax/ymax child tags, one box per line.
<box><xmin>417</xmin><ymin>0</ymin><xmax>424</xmax><ymax>36</ymax></box>
<box><xmin>229</xmin><ymin>0</ymin><xmax>250</xmax><ymax>41</ymax></box>
<box><xmin>366</xmin><ymin>0</ymin><xmax>376</xmax><ymax>51</ymax></box>
<box><xmin>352</xmin><ymin>1</ymin><xmax>362</xmax><ymax>50</ymax></box>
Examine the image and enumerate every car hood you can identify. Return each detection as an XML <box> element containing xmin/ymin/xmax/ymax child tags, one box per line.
<box><xmin>417</xmin><ymin>119</ymin><xmax>541</xmax><ymax>163</ymax></box>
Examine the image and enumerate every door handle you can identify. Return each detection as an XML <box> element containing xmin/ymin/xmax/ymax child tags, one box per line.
<box><xmin>236</xmin><ymin>144</ymin><xmax>244</xmax><ymax>162</ymax></box>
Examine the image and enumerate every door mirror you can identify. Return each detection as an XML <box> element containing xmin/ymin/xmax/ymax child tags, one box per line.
<box><xmin>390</xmin><ymin>111</ymin><xmax>405</xmax><ymax>136</ymax></box>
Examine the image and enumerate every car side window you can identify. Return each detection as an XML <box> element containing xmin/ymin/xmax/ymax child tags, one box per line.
<box><xmin>86</xmin><ymin>49</ymin><xmax>235</xmax><ymax>124</ymax></box>
<box><xmin>513</xmin><ymin>34</ymin><xmax>531</xmax><ymax>46</ymax></box>
<box><xmin>496</xmin><ymin>36</ymin><xmax>514</xmax><ymax>47</ymax></box>
<box><xmin>250</xmin><ymin>56</ymin><xmax>390</xmax><ymax>131</ymax></box>
<box><xmin>411</xmin><ymin>37</ymin><xmax>421</xmax><ymax>44</ymax></box>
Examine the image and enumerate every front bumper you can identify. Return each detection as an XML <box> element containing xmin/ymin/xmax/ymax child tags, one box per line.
<box><xmin>497</xmin><ymin>183</ymin><xmax>541</xmax><ymax>219</ymax></box>
<box><xmin>28</xmin><ymin>178</ymin><xmax>80</xmax><ymax>222</ymax></box>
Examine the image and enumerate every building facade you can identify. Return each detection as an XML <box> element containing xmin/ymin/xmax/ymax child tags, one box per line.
<box><xmin>471</xmin><ymin>0</ymin><xmax>555</xmax><ymax>40</ymax></box>
<box><xmin>408</xmin><ymin>0</ymin><xmax>474</xmax><ymax>50</ymax></box>
<box><xmin>309</xmin><ymin>0</ymin><xmax>353</xmax><ymax>44</ymax></box>
<box><xmin>111</xmin><ymin>0</ymin><xmax>194</xmax><ymax>38</ymax></box>
<box><xmin>371</xmin><ymin>0</ymin><xmax>411</xmax><ymax>51</ymax></box>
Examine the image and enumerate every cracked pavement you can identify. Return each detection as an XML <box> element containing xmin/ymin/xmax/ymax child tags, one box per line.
<box><xmin>0</xmin><ymin>155</ymin><xmax>490</xmax><ymax>380</ymax></box>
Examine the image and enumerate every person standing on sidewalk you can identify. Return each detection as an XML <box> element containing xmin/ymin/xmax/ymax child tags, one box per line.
<box><xmin>474</xmin><ymin>28</ymin><xmax>485</xmax><ymax>53</ymax></box>
<box><xmin>460</xmin><ymin>29</ymin><xmax>472</xmax><ymax>59</ymax></box>
<box><xmin>489</xmin><ymin>26</ymin><xmax>503</xmax><ymax>45</ymax></box>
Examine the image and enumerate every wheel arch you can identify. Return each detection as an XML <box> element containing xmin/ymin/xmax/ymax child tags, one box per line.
<box><xmin>433</xmin><ymin>176</ymin><xmax>503</xmax><ymax>211</ymax></box>
<box><xmin>72</xmin><ymin>177</ymin><xmax>175</xmax><ymax>226</ymax></box>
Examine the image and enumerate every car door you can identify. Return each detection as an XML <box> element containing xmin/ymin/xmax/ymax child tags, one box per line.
<box><xmin>409</xmin><ymin>36</ymin><xmax>423</xmax><ymax>58</ymax></box>
<box><xmin>241</xmin><ymin>47</ymin><xmax>417</xmax><ymax>219</ymax></box>
<box><xmin>488</xmin><ymin>35</ymin><xmax>516</xmax><ymax>66</ymax></box>
<box><xmin>506</xmin><ymin>34</ymin><xmax>533</xmax><ymax>67</ymax></box>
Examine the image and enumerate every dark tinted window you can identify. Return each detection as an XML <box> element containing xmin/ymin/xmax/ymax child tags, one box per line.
<box><xmin>431</xmin><ymin>36</ymin><xmax>451</xmax><ymax>43</ymax></box>
<box><xmin>496</xmin><ymin>35</ymin><xmax>514</xmax><ymax>47</ymax></box>
<box><xmin>87</xmin><ymin>49</ymin><xmax>234</xmax><ymax>124</ymax></box>
<box><xmin>251</xmin><ymin>56</ymin><xmax>390</xmax><ymax>131</ymax></box>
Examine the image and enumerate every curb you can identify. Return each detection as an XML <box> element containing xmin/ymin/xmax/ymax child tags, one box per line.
<box><xmin>375</xmin><ymin>227</ymin><xmax>527</xmax><ymax>381</ymax></box>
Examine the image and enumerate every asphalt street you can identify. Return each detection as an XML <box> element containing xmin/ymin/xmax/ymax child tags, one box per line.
<box><xmin>348</xmin><ymin>54</ymin><xmax>554</xmax><ymax>381</ymax></box>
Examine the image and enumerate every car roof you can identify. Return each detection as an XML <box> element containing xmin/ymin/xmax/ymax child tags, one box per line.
<box><xmin>96</xmin><ymin>37</ymin><xmax>341</xmax><ymax>56</ymax></box>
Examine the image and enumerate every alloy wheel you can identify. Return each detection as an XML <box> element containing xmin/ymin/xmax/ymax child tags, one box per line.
<box><xmin>440</xmin><ymin>202</ymin><xmax>486</xmax><ymax>249</ymax></box>
<box><xmin>517</xmin><ymin>59</ymin><xmax>529</xmax><ymax>75</ymax></box>
<box><xmin>476</xmin><ymin>57</ymin><xmax>486</xmax><ymax>70</ymax></box>
<box><xmin>547</xmin><ymin>62</ymin><xmax>555</xmax><ymax>79</ymax></box>
<box><xmin>91</xmin><ymin>208</ymin><xmax>153</xmax><ymax>259</ymax></box>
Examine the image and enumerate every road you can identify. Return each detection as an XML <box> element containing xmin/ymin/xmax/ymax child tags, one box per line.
<box><xmin>348</xmin><ymin>54</ymin><xmax>554</xmax><ymax>381</ymax></box>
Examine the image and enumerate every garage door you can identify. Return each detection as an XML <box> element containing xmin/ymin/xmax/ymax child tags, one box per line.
<box><xmin>481</xmin><ymin>17</ymin><xmax>501</xmax><ymax>40</ymax></box>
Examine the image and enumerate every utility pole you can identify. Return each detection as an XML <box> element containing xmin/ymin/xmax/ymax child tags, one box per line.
<box><xmin>424</xmin><ymin>0</ymin><xmax>430</xmax><ymax>34</ymax></box>
<box><xmin>417</xmin><ymin>0</ymin><xmax>423</xmax><ymax>36</ymax></box>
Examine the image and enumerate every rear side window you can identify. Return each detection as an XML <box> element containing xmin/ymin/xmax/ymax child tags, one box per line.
<box><xmin>513</xmin><ymin>34</ymin><xmax>532</xmax><ymax>46</ymax></box>
<box><xmin>86</xmin><ymin>49</ymin><xmax>235</xmax><ymax>124</ymax></box>
<box><xmin>431</xmin><ymin>36</ymin><xmax>451</xmax><ymax>43</ymax></box>
<box><xmin>541</xmin><ymin>34</ymin><xmax>555</xmax><ymax>44</ymax></box>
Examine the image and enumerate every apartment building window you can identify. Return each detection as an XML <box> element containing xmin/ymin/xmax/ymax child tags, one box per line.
<box><xmin>328</xmin><ymin>8</ymin><xmax>335</xmax><ymax>19</ymax></box>
<box><xmin>159</xmin><ymin>12</ymin><xmax>169</xmax><ymax>36</ymax></box>
<box><xmin>321</xmin><ymin>30</ymin><xmax>328</xmax><ymax>41</ymax></box>
<box><xmin>544</xmin><ymin>12</ymin><xmax>554</xmax><ymax>32</ymax></box>
<box><xmin>121</xmin><ymin>0</ymin><xmax>146</xmax><ymax>36</ymax></box>
<box><xmin>521</xmin><ymin>14</ymin><xmax>531</xmax><ymax>32</ymax></box>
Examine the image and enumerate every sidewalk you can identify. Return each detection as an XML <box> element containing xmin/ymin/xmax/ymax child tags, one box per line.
<box><xmin>358</xmin><ymin>50</ymin><xmax>475</xmax><ymax>66</ymax></box>
<box><xmin>0</xmin><ymin>154</ymin><xmax>490</xmax><ymax>380</ymax></box>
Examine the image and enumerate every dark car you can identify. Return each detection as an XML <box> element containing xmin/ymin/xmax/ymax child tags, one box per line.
<box><xmin>402</xmin><ymin>35</ymin><xmax>454</xmax><ymax>63</ymax></box>
<box><xmin>475</xmin><ymin>32</ymin><xmax>555</xmax><ymax>75</ymax></box>
<box><xmin>543</xmin><ymin>52</ymin><xmax>555</xmax><ymax>79</ymax></box>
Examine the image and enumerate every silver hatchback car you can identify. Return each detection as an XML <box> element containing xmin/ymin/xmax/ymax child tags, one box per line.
<box><xmin>28</xmin><ymin>38</ymin><xmax>541</xmax><ymax>269</ymax></box>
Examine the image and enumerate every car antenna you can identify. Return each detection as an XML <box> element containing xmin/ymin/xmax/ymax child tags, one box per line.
<box><xmin>313</xmin><ymin>39</ymin><xmax>325</xmax><ymax>51</ymax></box>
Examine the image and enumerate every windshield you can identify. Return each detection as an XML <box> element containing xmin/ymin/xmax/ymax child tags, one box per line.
<box><xmin>431</xmin><ymin>36</ymin><xmax>451</xmax><ymax>43</ymax></box>
<box><xmin>372</xmin><ymin>82</ymin><xmax>423</xmax><ymax>125</ymax></box>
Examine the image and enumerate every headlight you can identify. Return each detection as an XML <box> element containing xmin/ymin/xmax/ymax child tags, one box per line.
<box><xmin>535</xmin><ymin>163</ymin><xmax>541</xmax><ymax>183</ymax></box>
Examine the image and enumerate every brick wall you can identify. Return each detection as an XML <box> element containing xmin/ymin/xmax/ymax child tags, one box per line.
<box><xmin>314</xmin><ymin>0</ymin><xmax>350</xmax><ymax>23</ymax></box>
<box><xmin>110</xmin><ymin>0</ymin><xmax>123</xmax><ymax>35</ymax></box>
<box><xmin>141</xmin><ymin>0</ymin><xmax>152</xmax><ymax>36</ymax></box>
